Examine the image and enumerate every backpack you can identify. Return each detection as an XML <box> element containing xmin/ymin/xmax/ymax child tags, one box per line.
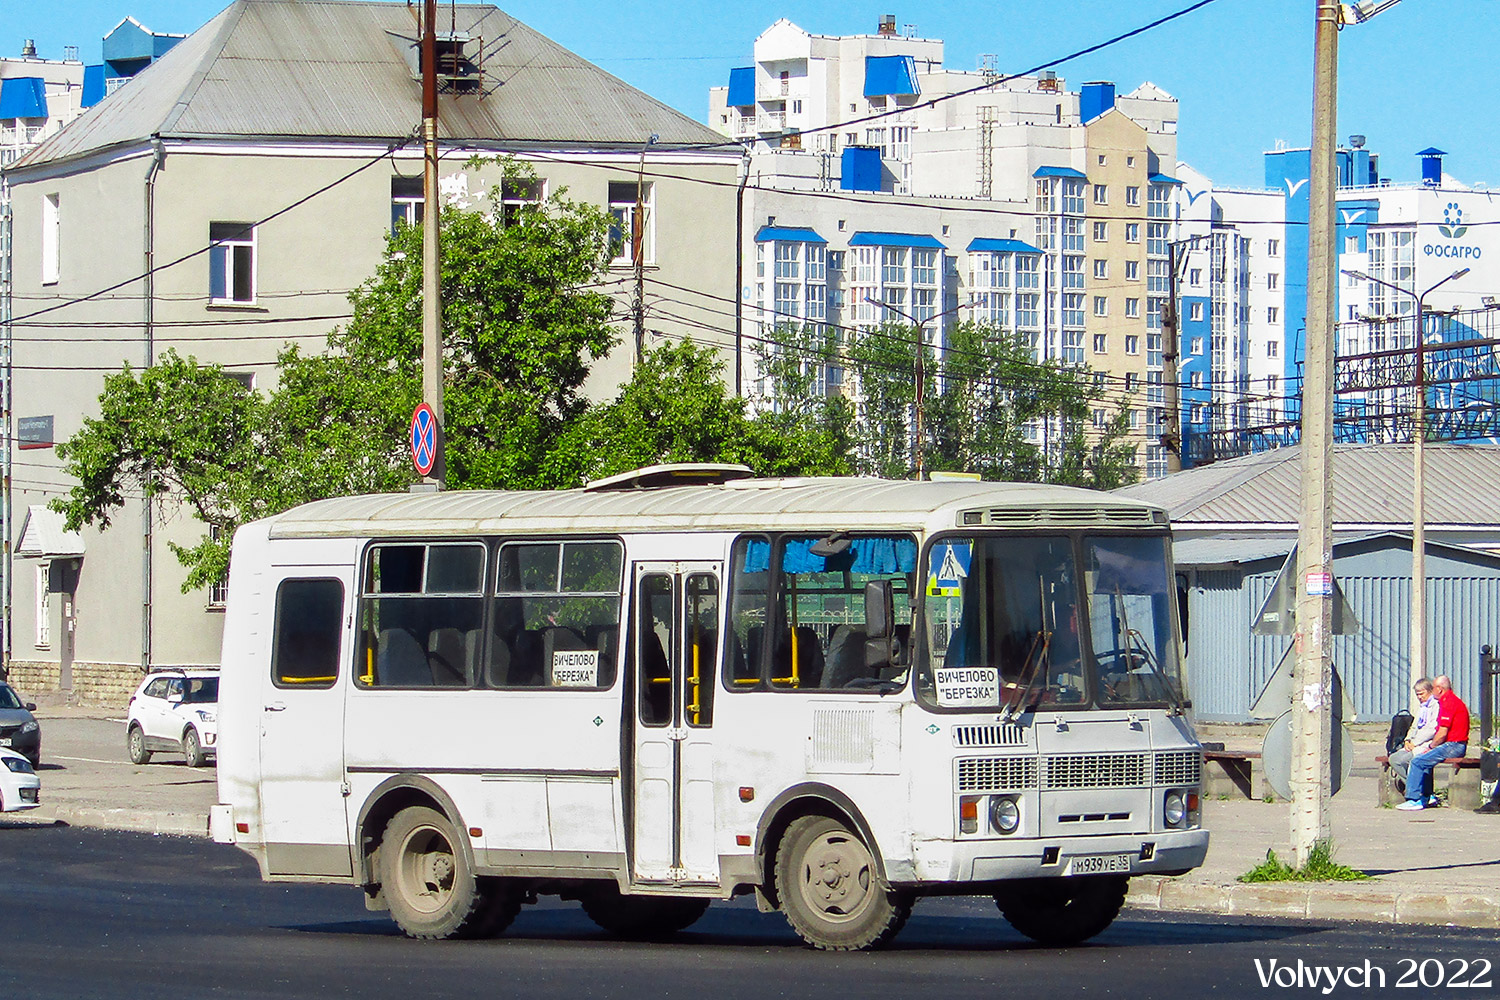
<box><xmin>1386</xmin><ymin>709</ymin><xmax>1414</xmax><ymax>755</ymax></box>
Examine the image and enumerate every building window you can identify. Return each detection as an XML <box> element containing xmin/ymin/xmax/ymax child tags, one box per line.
<box><xmin>1147</xmin><ymin>184</ymin><xmax>1172</xmax><ymax>218</ymax></box>
<box><xmin>1092</xmin><ymin>221</ymin><xmax>1108</xmax><ymax>242</ymax></box>
<box><xmin>500</xmin><ymin>176</ymin><xmax>544</xmax><ymax>226</ymax></box>
<box><xmin>1125</xmin><ymin>373</ymin><xmax>1140</xmax><ymax>391</ymax></box>
<box><xmin>1125</xmin><ymin>186</ymin><xmax>1140</xmax><ymax>207</ymax></box>
<box><xmin>1125</xmin><ymin>334</ymin><xmax>1140</xmax><ymax>355</ymax></box>
<box><xmin>1189</xmin><ymin>268</ymin><xmax>1202</xmax><ymax>286</ymax></box>
<box><xmin>1061</xmin><ymin>179</ymin><xmax>1086</xmax><ymax>215</ymax></box>
<box><xmin>1125</xmin><ymin>297</ymin><xmax>1140</xmax><ymax>318</ymax></box>
<box><xmin>209</xmin><ymin>526</ymin><xmax>230</xmax><ymax>608</ymax></box>
<box><xmin>1093</xmin><ymin>295</ymin><xmax>1108</xmax><ymax>317</ymax></box>
<box><xmin>1190</xmin><ymin>302</ymin><xmax>1203</xmax><ymax>323</ymax></box>
<box><xmin>1190</xmin><ymin>336</ymin><xmax>1203</xmax><ymax>355</ymax></box>
<box><xmin>1267</xmin><ymin>340</ymin><xmax>1280</xmax><ymax>357</ymax></box>
<box><xmin>1093</xmin><ymin>184</ymin><xmax>1108</xmax><ymax>205</ymax></box>
<box><xmin>35</xmin><ymin>563</ymin><xmax>50</xmax><ymax>649</ymax></box>
<box><xmin>1093</xmin><ymin>259</ymin><xmax>1108</xmax><ymax>280</ymax></box>
<box><xmin>1092</xmin><ymin>333</ymin><xmax>1107</xmax><ymax>353</ymax></box>
<box><xmin>1268</xmin><ymin>374</ymin><xmax>1279</xmax><ymax>393</ymax></box>
<box><xmin>1267</xmin><ymin>272</ymin><xmax>1279</xmax><ymax>291</ymax></box>
<box><xmin>609</xmin><ymin>181</ymin><xmax>653</xmax><ymax>265</ymax></box>
<box><xmin>1097</xmin><ymin>154</ymin><xmax>1107</xmax><ymax>166</ymax></box>
<box><xmin>1267</xmin><ymin>238</ymin><xmax>1280</xmax><ymax>256</ymax></box>
<box><xmin>42</xmin><ymin>193</ymin><xmax>60</xmax><ymax>285</ymax></box>
<box><xmin>1268</xmin><ymin>306</ymin><xmax>1280</xmax><ymax>324</ymax></box>
<box><xmin>1125</xmin><ymin>223</ymin><xmax>1140</xmax><ymax>243</ymax></box>
<box><xmin>1062</xmin><ymin>293</ymin><xmax>1085</xmax><ymax>329</ymax></box>
<box><xmin>390</xmin><ymin>176</ymin><xmax>424</xmax><ymax>233</ymax></box>
<box><xmin>1062</xmin><ymin>254</ymin><xmax>1085</xmax><ymax>289</ymax></box>
<box><xmin>209</xmin><ymin>222</ymin><xmax>256</xmax><ymax>304</ymax></box>
<box><xmin>1125</xmin><ymin>260</ymin><xmax>1140</xmax><ymax>281</ymax></box>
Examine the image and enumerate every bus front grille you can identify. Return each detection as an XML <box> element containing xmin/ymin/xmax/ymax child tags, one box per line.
<box><xmin>1154</xmin><ymin>750</ymin><xmax>1203</xmax><ymax>786</ymax></box>
<box><xmin>1042</xmin><ymin>753</ymin><xmax>1150</xmax><ymax>789</ymax></box>
<box><xmin>957</xmin><ymin>756</ymin><xmax>1038</xmax><ymax>792</ymax></box>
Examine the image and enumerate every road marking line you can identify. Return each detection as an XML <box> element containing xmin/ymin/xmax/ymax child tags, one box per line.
<box><xmin>52</xmin><ymin>755</ymin><xmax>128</xmax><ymax>765</ymax></box>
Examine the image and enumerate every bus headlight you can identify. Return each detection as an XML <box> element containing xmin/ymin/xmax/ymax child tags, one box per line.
<box><xmin>989</xmin><ymin>795</ymin><xmax>1021</xmax><ymax>835</ymax></box>
<box><xmin>1164</xmin><ymin>790</ymin><xmax>1186</xmax><ymax>828</ymax></box>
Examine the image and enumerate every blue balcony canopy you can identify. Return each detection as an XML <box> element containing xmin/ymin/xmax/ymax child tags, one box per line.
<box><xmin>727</xmin><ymin>67</ymin><xmax>754</xmax><ymax>107</ymax></box>
<box><xmin>756</xmin><ymin>226</ymin><xmax>826</xmax><ymax>244</ymax></box>
<box><xmin>0</xmin><ymin>78</ymin><xmax>47</xmax><ymax>120</ymax></box>
<box><xmin>81</xmin><ymin>65</ymin><xmax>106</xmax><ymax>108</ymax></box>
<box><xmin>967</xmin><ymin>238</ymin><xmax>1042</xmax><ymax>255</ymax></box>
<box><xmin>863</xmin><ymin>55</ymin><xmax>919</xmax><ymax>98</ymax></box>
<box><xmin>1148</xmin><ymin>173</ymin><xmax>1184</xmax><ymax>185</ymax></box>
<box><xmin>1033</xmin><ymin>165</ymin><xmax>1087</xmax><ymax>179</ymax></box>
<box><xmin>849</xmin><ymin>232</ymin><xmax>946</xmax><ymax>249</ymax></box>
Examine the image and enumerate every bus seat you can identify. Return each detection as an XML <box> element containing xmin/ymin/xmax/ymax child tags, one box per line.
<box><xmin>542</xmin><ymin>626</ymin><xmax>587</xmax><ymax>685</ymax></box>
<box><xmin>376</xmin><ymin>628</ymin><xmax>431</xmax><ymax>687</ymax></box>
<box><xmin>486</xmin><ymin>634</ymin><xmax>512</xmax><ymax>688</ymax></box>
<box><xmin>426</xmin><ymin>628</ymin><xmax>469</xmax><ymax>686</ymax></box>
<box><xmin>824</xmin><ymin>625</ymin><xmax>868</xmax><ymax>688</ymax></box>
<box><xmin>508</xmin><ymin>630</ymin><xmax>545</xmax><ymax>686</ymax></box>
<box><xmin>793</xmin><ymin>625</ymin><xmax>825</xmax><ymax>688</ymax></box>
<box><xmin>593</xmin><ymin>626</ymin><xmax>619</xmax><ymax>680</ymax></box>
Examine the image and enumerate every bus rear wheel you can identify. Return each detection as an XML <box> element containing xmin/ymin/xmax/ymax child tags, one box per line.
<box><xmin>380</xmin><ymin>806</ymin><xmax>485</xmax><ymax>939</ymax></box>
<box><xmin>994</xmin><ymin>874</ymin><xmax>1127</xmax><ymax>946</ymax></box>
<box><xmin>775</xmin><ymin>814</ymin><xmax>911</xmax><ymax>951</ymax></box>
<box><xmin>581</xmin><ymin>885</ymin><xmax>710</xmax><ymax>939</ymax></box>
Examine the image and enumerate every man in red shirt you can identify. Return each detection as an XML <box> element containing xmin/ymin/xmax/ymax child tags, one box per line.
<box><xmin>1398</xmin><ymin>674</ymin><xmax>1471</xmax><ymax>810</ymax></box>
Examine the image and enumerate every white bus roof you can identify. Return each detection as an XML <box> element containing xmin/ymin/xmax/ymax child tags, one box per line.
<box><xmin>263</xmin><ymin>476</ymin><xmax>1167</xmax><ymax>540</ymax></box>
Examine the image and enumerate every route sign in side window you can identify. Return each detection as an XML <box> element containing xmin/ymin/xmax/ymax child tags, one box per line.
<box><xmin>489</xmin><ymin>540</ymin><xmax>623</xmax><ymax>690</ymax></box>
<box><xmin>272</xmin><ymin>578</ymin><xmax>346</xmax><ymax>689</ymax></box>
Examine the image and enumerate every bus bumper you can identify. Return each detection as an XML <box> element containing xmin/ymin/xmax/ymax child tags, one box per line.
<box><xmin>903</xmin><ymin>829</ymin><xmax>1210</xmax><ymax>885</ymax></box>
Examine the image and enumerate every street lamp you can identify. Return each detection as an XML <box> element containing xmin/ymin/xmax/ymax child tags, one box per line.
<box><xmin>1341</xmin><ymin>266</ymin><xmax>1469</xmax><ymax>692</ymax></box>
<box><xmin>864</xmin><ymin>296</ymin><xmax>971</xmax><ymax>480</ymax></box>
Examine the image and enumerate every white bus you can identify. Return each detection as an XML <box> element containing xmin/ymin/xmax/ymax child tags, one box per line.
<box><xmin>212</xmin><ymin>465</ymin><xmax>1207</xmax><ymax>950</ymax></box>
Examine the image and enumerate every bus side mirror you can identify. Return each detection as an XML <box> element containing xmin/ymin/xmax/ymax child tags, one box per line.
<box><xmin>864</xmin><ymin>581</ymin><xmax>901</xmax><ymax>669</ymax></box>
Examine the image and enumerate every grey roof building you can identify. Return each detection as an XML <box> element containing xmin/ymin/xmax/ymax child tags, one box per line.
<box><xmin>1120</xmin><ymin>443</ymin><xmax>1500</xmax><ymax>721</ymax></box>
<box><xmin>2</xmin><ymin>0</ymin><xmax>741</xmax><ymax>703</ymax></box>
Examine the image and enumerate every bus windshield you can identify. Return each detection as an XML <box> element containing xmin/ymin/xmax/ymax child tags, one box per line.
<box><xmin>917</xmin><ymin>534</ymin><xmax>1181</xmax><ymax>712</ymax></box>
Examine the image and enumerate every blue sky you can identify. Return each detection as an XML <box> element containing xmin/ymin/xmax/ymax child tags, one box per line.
<box><xmin>7</xmin><ymin>0</ymin><xmax>1498</xmax><ymax>189</ymax></box>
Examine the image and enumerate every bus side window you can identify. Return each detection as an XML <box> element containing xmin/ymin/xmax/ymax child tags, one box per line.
<box><xmin>492</xmin><ymin>540</ymin><xmax>623</xmax><ymax>690</ymax></box>
<box><xmin>272</xmin><ymin>578</ymin><xmax>345</xmax><ymax>689</ymax></box>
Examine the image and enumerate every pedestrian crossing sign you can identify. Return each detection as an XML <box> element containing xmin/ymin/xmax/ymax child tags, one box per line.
<box><xmin>928</xmin><ymin>541</ymin><xmax>971</xmax><ymax>597</ymax></box>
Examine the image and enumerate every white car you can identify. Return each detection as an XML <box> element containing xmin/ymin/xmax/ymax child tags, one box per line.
<box><xmin>0</xmin><ymin>747</ymin><xmax>40</xmax><ymax>812</ymax></box>
<box><xmin>126</xmin><ymin>670</ymin><xmax>219</xmax><ymax>768</ymax></box>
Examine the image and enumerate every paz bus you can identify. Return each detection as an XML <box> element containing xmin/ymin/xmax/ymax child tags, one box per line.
<box><xmin>211</xmin><ymin>464</ymin><xmax>1207</xmax><ymax>950</ymax></box>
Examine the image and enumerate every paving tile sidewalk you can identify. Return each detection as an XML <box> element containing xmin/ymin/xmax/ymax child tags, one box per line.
<box><xmin>19</xmin><ymin>709</ymin><xmax>1500</xmax><ymax>928</ymax></box>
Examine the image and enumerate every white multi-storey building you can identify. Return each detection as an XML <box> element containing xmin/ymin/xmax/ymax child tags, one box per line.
<box><xmin>712</xmin><ymin>15</ymin><xmax>1183</xmax><ymax>474</ymax></box>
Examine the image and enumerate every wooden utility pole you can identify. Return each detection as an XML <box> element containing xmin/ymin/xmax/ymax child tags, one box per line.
<box><xmin>421</xmin><ymin>0</ymin><xmax>445</xmax><ymax>487</ymax></box>
<box><xmin>1291</xmin><ymin>0</ymin><xmax>1339</xmax><ymax>866</ymax></box>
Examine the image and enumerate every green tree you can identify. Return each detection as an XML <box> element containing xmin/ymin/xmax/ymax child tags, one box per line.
<box><xmin>745</xmin><ymin>323</ymin><xmax>856</xmax><ymax>477</ymax></box>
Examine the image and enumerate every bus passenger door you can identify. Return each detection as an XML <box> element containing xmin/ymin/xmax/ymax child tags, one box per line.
<box><xmin>259</xmin><ymin>569</ymin><xmax>353</xmax><ymax>877</ymax></box>
<box><xmin>630</xmin><ymin>563</ymin><xmax>721</xmax><ymax>885</ymax></box>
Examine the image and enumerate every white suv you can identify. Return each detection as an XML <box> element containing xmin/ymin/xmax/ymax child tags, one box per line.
<box><xmin>126</xmin><ymin>669</ymin><xmax>219</xmax><ymax>767</ymax></box>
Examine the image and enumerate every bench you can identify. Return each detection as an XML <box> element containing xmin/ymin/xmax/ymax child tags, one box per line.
<box><xmin>1376</xmin><ymin>754</ymin><xmax>1482</xmax><ymax>810</ymax></box>
<box><xmin>1202</xmin><ymin>748</ymin><xmax>1269</xmax><ymax>800</ymax></box>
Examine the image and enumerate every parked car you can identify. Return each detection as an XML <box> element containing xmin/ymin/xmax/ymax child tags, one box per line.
<box><xmin>0</xmin><ymin>747</ymin><xmax>39</xmax><ymax>812</ymax></box>
<box><xmin>126</xmin><ymin>670</ymin><xmax>219</xmax><ymax>767</ymax></box>
<box><xmin>0</xmin><ymin>683</ymin><xmax>40</xmax><ymax>768</ymax></box>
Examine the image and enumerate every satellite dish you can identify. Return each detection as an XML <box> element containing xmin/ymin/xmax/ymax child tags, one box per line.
<box><xmin>1261</xmin><ymin>710</ymin><xmax>1355</xmax><ymax>800</ymax></box>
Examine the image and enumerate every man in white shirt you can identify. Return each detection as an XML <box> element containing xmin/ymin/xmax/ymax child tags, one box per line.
<box><xmin>1389</xmin><ymin>677</ymin><xmax>1440</xmax><ymax>796</ymax></box>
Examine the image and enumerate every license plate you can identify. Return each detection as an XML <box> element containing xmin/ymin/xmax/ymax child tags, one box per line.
<box><xmin>1067</xmin><ymin>853</ymin><xmax>1131</xmax><ymax>875</ymax></box>
<box><xmin>0</xmin><ymin>737</ymin><xmax>10</xmax><ymax>746</ymax></box>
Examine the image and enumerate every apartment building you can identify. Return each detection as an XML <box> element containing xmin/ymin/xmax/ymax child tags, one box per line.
<box><xmin>711</xmin><ymin>16</ymin><xmax>1183</xmax><ymax>476</ymax></box>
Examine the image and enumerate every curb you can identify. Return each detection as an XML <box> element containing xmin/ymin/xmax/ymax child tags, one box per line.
<box><xmin>1127</xmin><ymin>875</ymin><xmax>1500</xmax><ymax>930</ymax></box>
<box><xmin>25</xmin><ymin>805</ymin><xmax>209</xmax><ymax>839</ymax></box>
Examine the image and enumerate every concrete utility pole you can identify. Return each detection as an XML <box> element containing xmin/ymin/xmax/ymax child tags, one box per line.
<box><xmin>420</xmin><ymin>0</ymin><xmax>445</xmax><ymax>488</ymax></box>
<box><xmin>1161</xmin><ymin>238</ymin><xmax>1201</xmax><ymax>474</ymax></box>
<box><xmin>1291</xmin><ymin>0</ymin><xmax>1340</xmax><ymax>867</ymax></box>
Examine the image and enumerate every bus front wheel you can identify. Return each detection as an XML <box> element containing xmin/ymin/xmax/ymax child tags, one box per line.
<box><xmin>379</xmin><ymin>806</ymin><xmax>485</xmax><ymax>939</ymax></box>
<box><xmin>994</xmin><ymin>874</ymin><xmax>1127</xmax><ymax>946</ymax></box>
<box><xmin>774</xmin><ymin>814</ymin><xmax>911</xmax><ymax>951</ymax></box>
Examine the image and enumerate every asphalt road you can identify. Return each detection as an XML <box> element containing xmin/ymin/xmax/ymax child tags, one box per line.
<box><xmin>5</xmin><ymin>823</ymin><xmax>1500</xmax><ymax>1000</ymax></box>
